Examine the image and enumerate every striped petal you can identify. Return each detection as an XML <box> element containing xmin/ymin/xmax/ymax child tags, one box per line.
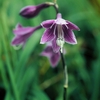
<box><xmin>13</xmin><ymin>27</ymin><xmax>34</xmax><ymax>35</ymax></box>
<box><xmin>41</xmin><ymin>20</ymin><xmax>54</xmax><ymax>28</ymax></box>
<box><xmin>66</xmin><ymin>20</ymin><xmax>80</xmax><ymax>30</ymax></box>
<box><xmin>63</xmin><ymin>27</ymin><xmax>77</xmax><ymax>44</ymax></box>
<box><xmin>40</xmin><ymin>27</ymin><xmax>55</xmax><ymax>44</ymax></box>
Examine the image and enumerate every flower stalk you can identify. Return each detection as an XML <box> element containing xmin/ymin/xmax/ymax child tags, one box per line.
<box><xmin>45</xmin><ymin>2</ymin><xmax>59</xmax><ymax>14</ymax></box>
<box><xmin>60</xmin><ymin>51</ymin><xmax>68</xmax><ymax>100</ymax></box>
<box><xmin>53</xmin><ymin>3</ymin><xmax>59</xmax><ymax>14</ymax></box>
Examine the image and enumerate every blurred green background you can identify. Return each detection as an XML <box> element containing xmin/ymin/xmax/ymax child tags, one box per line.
<box><xmin>0</xmin><ymin>0</ymin><xmax>100</xmax><ymax>100</ymax></box>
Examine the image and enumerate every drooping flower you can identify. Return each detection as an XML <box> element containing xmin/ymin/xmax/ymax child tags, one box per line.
<box><xmin>20</xmin><ymin>3</ymin><xmax>50</xmax><ymax>18</ymax></box>
<box><xmin>40</xmin><ymin>13</ymin><xmax>80</xmax><ymax>53</ymax></box>
<box><xmin>41</xmin><ymin>44</ymin><xmax>60</xmax><ymax>67</ymax></box>
<box><xmin>12</xmin><ymin>23</ymin><xmax>42</xmax><ymax>45</ymax></box>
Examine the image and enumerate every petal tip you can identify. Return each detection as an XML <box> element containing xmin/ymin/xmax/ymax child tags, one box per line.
<box><xmin>40</xmin><ymin>41</ymin><xmax>45</xmax><ymax>44</ymax></box>
<box><xmin>71</xmin><ymin>40</ymin><xmax>77</xmax><ymax>45</ymax></box>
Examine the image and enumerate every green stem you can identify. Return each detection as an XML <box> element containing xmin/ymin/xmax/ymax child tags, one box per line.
<box><xmin>60</xmin><ymin>51</ymin><xmax>68</xmax><ymax>100</ymax></box>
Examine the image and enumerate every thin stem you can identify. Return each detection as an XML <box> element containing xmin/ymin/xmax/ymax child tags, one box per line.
<box><xmin>53</xmin><ymin>3</ymin><xmax>59</xmax><ymax>14</ymax></box>
<box><xmin>45</xmin><ymin>2</ymin><xmax>59</xmax><ymax>14</ymax></box>
<box><xmin>60</xmin><ymin>51</ymin><xmax>68</xmax><ymax>100</ymax></box>
<box><xmin>63</xmin><ymin>87</ymin><xmax>67</xmax><ymax>100</ymax></box>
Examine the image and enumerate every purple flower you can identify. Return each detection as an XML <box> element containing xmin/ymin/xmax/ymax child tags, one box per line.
<box><xmin>41</xmin><ymin>45</ymin><xmax>60</xmax><ymax>67</ymax></box>
<box><xmin>12</xmin><ymin>23</ymin><xmax>42</xmax><ymax>45</ymax></box>
<box><xmin>20</xmin><ymin>3</ymin><xmax>50</xmax><ymax>18</ymax></box>
<box><xmin>40</xmin><ymin>13</ymin><xmax>80</xmax><ymax>52</ymax></box>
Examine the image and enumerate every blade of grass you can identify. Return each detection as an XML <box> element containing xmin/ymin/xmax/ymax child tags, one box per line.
<box><xmin>19</xmin><ymin>65</ymin><xmax>37</xmax><ymax>100</ymax></box>
<box><xmin>91</xmin><ymin>33</ymin><xmax>100</xmax><ymax>100</ymax></box>
<box><xmin>0</xmin><ymin>13</ymin><xmax>20</xmax><ymax>100</ymax></box>
<box><xmin>14</xmin><ymin>30</ymin><xmax>42</xmax><ymax>82</ymax></box>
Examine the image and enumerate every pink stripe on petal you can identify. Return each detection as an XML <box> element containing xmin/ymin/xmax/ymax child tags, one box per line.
<box><xmin>64</xmin><ymin>29</ymin><xmax>77</xmax><ymax>44</ymax></box>
<box><xmin>13</xmin><ymin>27</ymin><xmax>34</xmax><ymax>35</ymax></box>
<box><xmin>40</xmin><ymin>28</ymin><xmax>55</xmax><ymax>44</ymax></box>
<box><xmin>66</xmin><ymin>21</ymin><xmax>80</xmax><ymax>30</ymax></box>
<box><xmin>41</xmin><ymin>20</ymin><xmax>54</xmax><ymax>28</ymax></box>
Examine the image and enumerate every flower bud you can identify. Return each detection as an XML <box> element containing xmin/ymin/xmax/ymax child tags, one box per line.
<box><xmin>19</xmin><ymin>3</ymin><xmax>50</xmax><ymax>18</ymax></box>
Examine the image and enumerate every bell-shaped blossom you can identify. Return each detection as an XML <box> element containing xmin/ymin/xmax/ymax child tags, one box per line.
<box><xmin>40</xmin><ymin>13</ymin><xmax>80</xmax><ymax>52</ymax></box>
<box><xmin>12</xmin><ymin>23</ymin><xmax>42</xmax><ymax>45</ymax></box>
<box><xmin>41</xmin><ymin>45</ymin><xmax>60</xmax><ymax>67</ymax></box>
<box><xmin>20</xmin><ymin>3</ymin><xmax>50</xmax><ymax>18</ymax></box>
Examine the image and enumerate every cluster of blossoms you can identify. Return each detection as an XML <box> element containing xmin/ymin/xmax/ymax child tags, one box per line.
<box><xmin>12</xmin><ymin>2</ymin><xmax>79</xmax><ymax>67</ymax></box>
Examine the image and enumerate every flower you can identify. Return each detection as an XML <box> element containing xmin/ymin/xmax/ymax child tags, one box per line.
<box><xmin>12</xmin><ymin>23</ymin><xmax>42</xmax><ymax>45</ymax></box>
<box><xmin>41</xmin><ymin>44</ymin><xmax>60</xmax><ymax>67</ymax></box>
<box><xmin>20</xmin><ymin>3</ymin><xmax>50</xmax><ymax>18</ymax></box>
<box><xmin>40</xmin><ymin>13</ymin><xmax>80</xmax><ymax>52</ymax></box>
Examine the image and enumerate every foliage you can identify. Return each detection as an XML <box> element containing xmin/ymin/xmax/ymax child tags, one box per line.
<box><xmin>0</xmin><ymin>0</ymin><xmax>100</xmax><ymax>100</ymax></box>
